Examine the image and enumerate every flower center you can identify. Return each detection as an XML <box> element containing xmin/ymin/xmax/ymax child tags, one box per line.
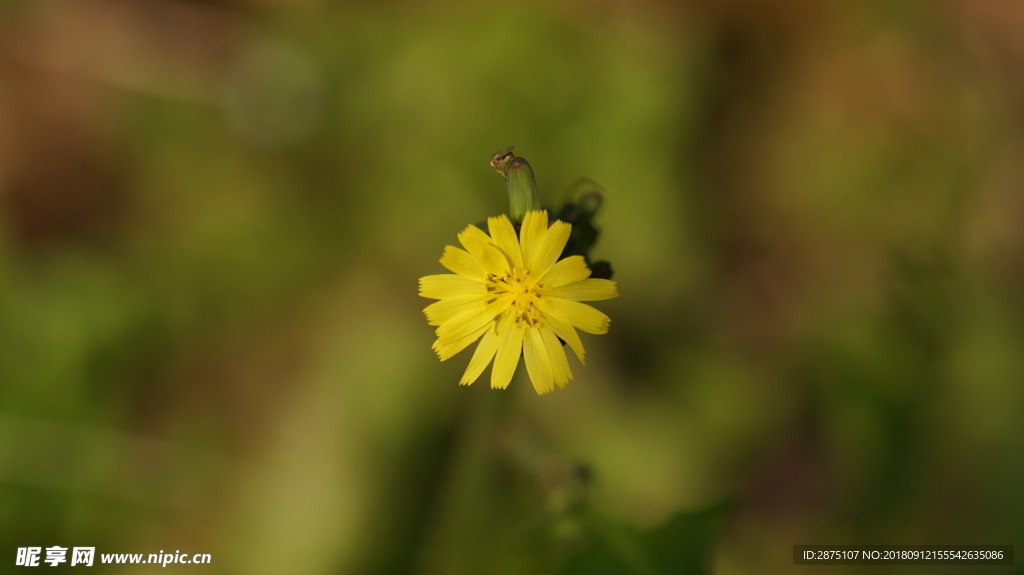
<box><xmin>486</xmin><ymin>269</ymin><xmax>544</xmax><ymax>327</ymax></box>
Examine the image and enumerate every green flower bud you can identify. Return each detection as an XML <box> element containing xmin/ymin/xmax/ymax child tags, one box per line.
<box><xmin>490</xmin><ymin>146</ymin><xmax>539</xmax><ymax>223</ymax></box>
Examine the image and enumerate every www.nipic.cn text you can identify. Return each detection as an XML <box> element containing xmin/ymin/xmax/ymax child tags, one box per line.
<box><xmin>16</xmin><ymin>547</ymin><xmax>212</xmax><ymax>568</ymax></box>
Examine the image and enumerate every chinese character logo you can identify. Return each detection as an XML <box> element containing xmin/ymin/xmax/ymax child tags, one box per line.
<box><xmin>15</xmin><ymin>547</ymin><xmax>41</xmax><ymax>567</ymax></box>
<box><xmin>71</xmin><ymin>547</ymin><xmax>95</xmax><ymax>567</ymax></box>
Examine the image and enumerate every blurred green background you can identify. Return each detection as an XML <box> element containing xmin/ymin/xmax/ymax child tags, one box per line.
<box><xmin>1</xmin><ymin>0</ymin><xmax>1022</xmax><ymax>573</ymax></box>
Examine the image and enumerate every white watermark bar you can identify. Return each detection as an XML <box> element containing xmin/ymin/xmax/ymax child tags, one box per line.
<box><xmin>16</xmin><ymin>547</ymin><xmax>212</xmax><ymax>568</ymax></box>
<box><xmin>794</xmin><ymin>545</ymin><xmax>1013</xmax><ymax>565</ymax></box>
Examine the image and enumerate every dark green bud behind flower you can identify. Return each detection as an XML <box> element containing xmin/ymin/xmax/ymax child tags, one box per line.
<box><xmin>560</xmin><ymin>179</ymin><xmax>605</xmax><ymax>224</ymax></box>
<box><xmin>557</xmin><ymin>179</ymin><xmax>610</xmax><ymax>279</ymax></box>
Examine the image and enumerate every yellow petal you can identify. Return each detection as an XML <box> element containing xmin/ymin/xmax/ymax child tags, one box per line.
<box><xmin>419</xmin><ymin>274</ymin><xmax>485</xmax><ymax>299</ymax></box>
<box><xmin>518</xmin><ymin>210</ymin><xmax>548</xmax><ymax>275</ymax></box>
<box><xmin>524</xmin><ymin>327</ymin><xmax>555</xmax><ymax>395</ymax></box>
<box><xmin>530</xmin><ymin>220</ymin><xmax>571</xmax><ymax>279</ymax></box>
<box><xmin>432</xmin><ymin>321</ymin><xmax>490</xmax><ymax>361</ymax></box>
<box><xmin>537</xmin><ymin>297</ymin><xmax>610</xmax><ymax>335</ymax></box>
<box><xmin>543</xmin><ymin>314</ymin><xmax>586</xmax><ymax>364</ymax></box>
<box><xmin>458</xmin><ymin>225</ymin><xmax>509</xmax><ymax>276</ymax></box>
<box><xmin>540</xmin><ymin>327</ymin><xmax>573</xmax><ymax>389</ymax></box>
<box><xmin>440</xmin><ymin>246</ymin><xmax>486</xmax><ymax>280</ymax></box>
<box><xmin>542</xmin><ymin>278</ymin><xmax>618</xmax><ymax>302</ymax></box>
<box><xmin>491</xmin><ymin>325</ymin><xmax>524</xmax><ymax>389</ymax></box>
<box><xmin>423</xmin><ymin>293</ymin><xmax>489</xmax><ymax>326</ymax></box>
<box><xmin>537</xmin><ymin>255</ymin><xmax>590</xmax><ymax>288</ymax></box>
<box><xmin>435</xmin><ymin>296</ymin><xmax>510</xmax><ymax>346</ymax></box>
<box><xmin>460</xmin><ymin>325</ymin><xmax>500</xmax><ymax>385</ymax></box>
<box><xmin>488</xmin><ymin>215</ymin><xmax>523</xmax><ymax>271</ymax></box>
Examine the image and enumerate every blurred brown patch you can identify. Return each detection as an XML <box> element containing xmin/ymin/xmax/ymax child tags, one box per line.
<box><xmin>0</xmin><ymin>65</ymin><xmax>124</xmax><ymax>250</ymax></box>
<box><xmin>0</xmin><ymin>0</ymin><xmax>240</xmax><ymax>251</ymax></box>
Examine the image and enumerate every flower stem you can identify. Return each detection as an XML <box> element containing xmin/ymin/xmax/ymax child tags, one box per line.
<box><xmin>416</xmin><ymin>388</ymin><xmax>510</xmax><ymax>574</ymax></box>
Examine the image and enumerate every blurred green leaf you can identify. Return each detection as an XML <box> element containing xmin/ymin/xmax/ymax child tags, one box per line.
<box><xmin>559</xmin><ymin>501</ymin><xmax>731</xmax><ymax>575</ymax></box>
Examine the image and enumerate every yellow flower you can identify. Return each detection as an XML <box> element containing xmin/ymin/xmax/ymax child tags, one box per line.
<box><xmin>419</xmin><ymin>210</ymin><xmax>618</xmax><ymax>395</ymax></box>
